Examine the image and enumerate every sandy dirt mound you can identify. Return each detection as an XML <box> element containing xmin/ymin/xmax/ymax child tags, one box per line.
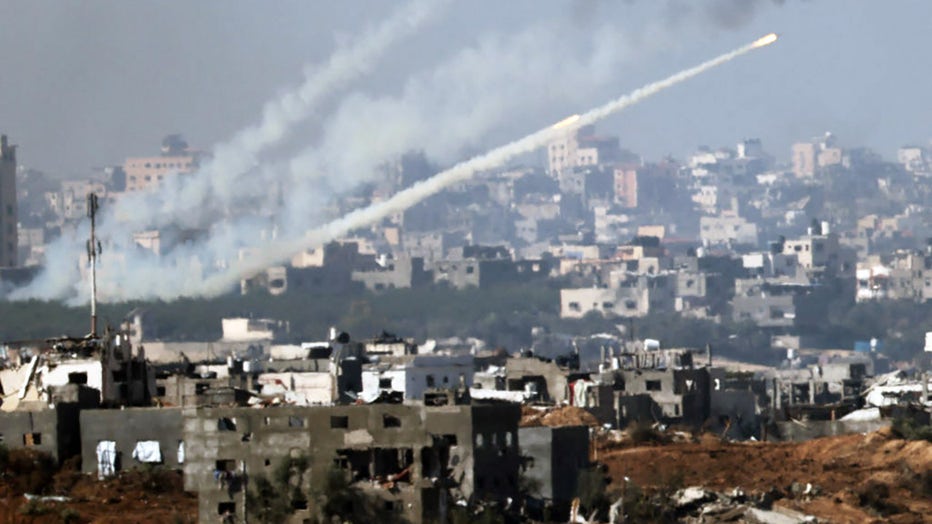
<box><xmin>598</xmin><ymin>428</ymin><xmax>932</xmax><ymax>523</ymax></box>
<box><xmin>520</xmin><ymin>405</ymin><xmax>600</xmax><ymax>427</ymax></box>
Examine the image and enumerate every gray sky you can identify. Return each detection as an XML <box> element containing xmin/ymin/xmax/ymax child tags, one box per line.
<box><xmin>1</xmin><ymin>0</ymin><xmax>930</xmax><ymax>176</ymax></box>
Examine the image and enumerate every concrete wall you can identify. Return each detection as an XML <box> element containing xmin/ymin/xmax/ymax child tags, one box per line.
<box><xmin>0</xmin><ymin>408</ymin><xmax>64</xmax><ymax>462</ymax></box>
<box><xmin>519</xmin><ymin>425</ymin><xmax>589</xmax><ymax>518</ymax></box>
<box><xmin>79</xmin><ymin>407</ymin><xmax>184</xmax><ymax>475</ymax></box>
<box><xmin>505</xmin><ymin>358</ymin><xmax>568</xmax><ymax>404</ymax></box>
<box><xmin>141</xmin><ymin>341</ymin><xmax>261</xmax><ymax>364</ymax></box>
<box><xmin>710</xmin><ymin>390</ymin><xmax>761</xmax><ymax>440</ymax></box>
<box><xmin>617</xmin><ymin>368</ymin><xmax>711</xmax><ymax>426</ymax></box>
<box><xmin>182</xmin><ymin>403</ymin><xmax>520</xmax><ymax>523</ymax></box>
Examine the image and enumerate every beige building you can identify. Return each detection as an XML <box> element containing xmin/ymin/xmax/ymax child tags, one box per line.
<box><xmin>124</xmin><ymin>155</ymin><xmax>198</xmax><ymax>192</ymax></box>
<box><xmin>613</xmin><ymin>167</ymin><xmax>638</xmax><ymax>208</ymax></box>
<box><xmin>817</xmin><ymin>147</ymin><xmax>843</xmax><ymax>168</ymax></box>
<box><xmin>123</xmin><ymin>135</ymin><xmax>202</xmax><ymax>192</ymax></box>
<box><xmin>0</xmin><ymin>135</ymin><xmax>17</xmax><ymax>267</ymax></box>
<box><xmin>791</xmin><ymin>142</ymin><xmax>817</xmax><ymax>178</ymax></box>
<box><xmin>699</xmin><ymin>215</ymin><xmax>759</xmax><ymax>247</ymax></box>
<box><xmin>792</xmin><ymin>133</ymin><xmax>843</xmax><ymax>177</ymax></box>
<box><xmin>546</xmin><ymin>125</ymin><xmax>620</xmax><ymax>175</ymax></box>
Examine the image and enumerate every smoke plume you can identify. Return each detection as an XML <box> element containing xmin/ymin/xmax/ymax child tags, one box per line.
<box><xmin>10</xmin><ymin>6</ymin><xmax>778</xmax><ymax>303</ymax></box>
<box><xmin>11</xmin><ymin>0</ymin><xmax>446</xmax><ymax>302</ymax></box>
<box><xmin>107</xmin><ymin>0</ymin><xmax>446</xmax><ymax>234</ymax></box>
<box><xmin>199</xmin><ymin>33</ymin><xmax>778</xmax><ymax>296</ymax></box>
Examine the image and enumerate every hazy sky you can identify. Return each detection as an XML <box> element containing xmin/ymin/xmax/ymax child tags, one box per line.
<box><xmin>1</xmin><ymin>0</ymin><xmax>930</xmax><ymax>176</ymax></box>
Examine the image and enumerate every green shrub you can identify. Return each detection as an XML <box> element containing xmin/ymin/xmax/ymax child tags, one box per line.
<box><xmin>891</xmin><ymin>417</ymin><xmax>932</xmax><ymax>442</ymax></box>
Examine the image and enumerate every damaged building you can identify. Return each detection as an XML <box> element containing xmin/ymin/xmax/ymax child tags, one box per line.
<box><xmin>182</xmin><ymin>403</ymin><xmax>521</xmax><ymax>523</ymax></box>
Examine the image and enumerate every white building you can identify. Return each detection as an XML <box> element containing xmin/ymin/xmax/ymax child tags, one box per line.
<box><xmin>699</xmin><ymin>216</ymin><xmax>759</xmax><ymax>247</ymax></box>
<box><xmin>361</xmin><ymin>355</ymin><xmax>473</xmax><ymax>402</ymax></box>
<box><xmin>221</xmin><ymin>318</ymin><xmax>288</xmax><ymax>342</ymax></box>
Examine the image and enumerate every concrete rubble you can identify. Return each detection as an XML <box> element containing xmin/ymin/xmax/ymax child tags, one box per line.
<box><xmin>672</xmin><ymin>486</ymin><xmax>819</xmax><ymax>524</ymax></box>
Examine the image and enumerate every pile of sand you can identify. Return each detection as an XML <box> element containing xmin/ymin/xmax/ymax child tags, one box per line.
<box><xmin>520</xmin><ymin>405</ymin><xmax>600</xmax><ymax>427</ymax></box>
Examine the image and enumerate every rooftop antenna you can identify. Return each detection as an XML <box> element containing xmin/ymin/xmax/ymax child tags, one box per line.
<box><xmin>87</xmin><ymin>193</ymin><xmax>102</xmax><ymax>338</ymax></box>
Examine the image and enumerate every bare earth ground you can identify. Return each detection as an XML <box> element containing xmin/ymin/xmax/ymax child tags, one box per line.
<box><xmin>0</xmin><ymin>457</ymin><xmax>196</xmax><ymax>524</ymax></box>
<box><xmin>598</xmin><ymin>427</ymin><xmax>932</xmax><ymax>523</ymax></box>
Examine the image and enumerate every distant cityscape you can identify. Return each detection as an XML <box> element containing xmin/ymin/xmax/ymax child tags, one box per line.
<box><xmin>1</xmin><ymin>121</ymin><xmax>931</xmax><ymax>521</ymax></box>
<box><xmin>6</xmin><ymin>126</ymin><xmax>932</xmax><ymax>329</ymax></box>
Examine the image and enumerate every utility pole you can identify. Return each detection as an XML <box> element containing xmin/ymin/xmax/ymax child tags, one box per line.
<box><xmin>87</xmin><ymin>193</ymin><xmax>102</xmax><ymax>337</ymax></box>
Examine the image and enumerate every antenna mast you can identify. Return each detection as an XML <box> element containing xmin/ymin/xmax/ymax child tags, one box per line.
<box><xmin>87</xmin><ymin>193</ymin><xmax>102</xmax><ymax>337</ymax></box>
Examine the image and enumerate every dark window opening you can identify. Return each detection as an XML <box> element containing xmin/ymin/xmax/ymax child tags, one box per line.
<box><xmin>443</xmin><ymin>434</ymin><xmax>458</xmax><ymax>446</ymax></box>
<box><xmin>264</xmin><ymin>459</ymin><xmax>271</xmax><ymax>467</ymax></box>
<box><xmin>23</xmin><ymin>433</ymin><xmax>41</xmax><ymax>446</ymax></box>
<box><xmin>384</xmin><ymin>500</ymin><xmax>396</xmax><ymax>511</ymax></box>
<box><xmin>374</xmin><ymin>448</ymin><xmax>414</xmax><ymax>480</ymax></box>
<box><xmin>215</xmin><ymin>459</ymin><xmax>236</xmax><ymax>472</ymax></box>
<box><xmin>646</xmin><ymin>380</ymin><xmax>662</xmax><ymax>391</ymax></box>
<box><xmin>217</xmin><ymin>417</ymin><xmax>237</xmax><ymax>431</ymax></box>
<box><xmin>379</xmin><ymin>378</ymin><xmax>392</xmax><ymax>389</ymax></box>
<box><xmin>383</xmin><ymin>414</ymin><xmax>402</xmax><ymax>428</ymax></box>
<box><xmin>426</xmin><ymin>375</ymin><xmax>436</xmax><ymax>388</ymax></box>
<box><xmin>330</xmin><ymin>416</ymin><xmax>349</xmax><ymax>429</ymax></box>
<box><xmin>68</xmin><ymin>372</ymin><xmax>88</xmax><ymax>385</ymax></box>
<box><xmin>289</xmin><ymin>416</ymin><xmax>306</xmax><ymax>428</ymax></box>
<box><xmin>241</xmin><ymin>433</ymin><xmax>252</xmax><ymax>442</ymax></box>
<box><xmin>421</xmin><ymin>446</ymin><xmax>441</xmax><ymax>478</ymax></box>
<box><xmin>335</xmin><ymin>449</ymin><xmax>372</xmax><ymax>481</ymax></box>
<box><xmin>156</xmin><ymin>386</ymin><xmax>166</xmax><ymax>396</ymax></box>
<box><xmin>424</xmin><ymin>391</ymin><xmax>450</xmax><ymax>406</ymax></box>
<box><xmin>217</xmin><ymin>502</ymin><xmax>235</xmax><ymax>516</ymax></box>
<box><xmin>195</xmin><ymin>382</ymin><xmax>210</xmax><ymax>394</ymax></box>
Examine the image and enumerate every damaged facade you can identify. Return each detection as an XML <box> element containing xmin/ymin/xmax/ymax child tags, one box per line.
<box><xmin>182</xmin><ymin>403</ymin><xmax>521</xmax><ymax>523</ymax></box>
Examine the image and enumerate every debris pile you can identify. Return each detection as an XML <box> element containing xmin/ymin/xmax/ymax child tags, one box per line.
<box><xmin>670</xmin><ymin>486</ymin><xmax>818</xmax><ymax>523</ymax></box>
<box><xmin>519</xmin><ymin>405</ymin><xmax>600</xmax><ymax>427</ymax></box>
<box><xmin>599</xmin><ymin>427</ymin><xmax>932</xmax><ymax>523</ymax></box>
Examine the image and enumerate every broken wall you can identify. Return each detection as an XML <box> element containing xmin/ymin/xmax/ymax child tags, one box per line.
<box><xmin>0</xmin><ymin>408</ymin><xmax>64</xmax><ymax>462</ymax></box>
<box><xmin>79</xmin><ymin>407</ymin><xmax>183</xmax><ymax>475</ymax></box>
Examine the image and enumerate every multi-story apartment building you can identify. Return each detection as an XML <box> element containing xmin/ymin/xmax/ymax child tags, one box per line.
<box><xmin>0</xmin><ymin>135</ymin><xmax>17</xmax><ymax>267</ymax></box>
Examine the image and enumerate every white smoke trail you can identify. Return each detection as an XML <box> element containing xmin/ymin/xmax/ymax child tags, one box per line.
<box><xmin>32</xmin><ymin>18</ymin><xmax>651</xmax><ymax>303</ymax></box>
<box><xmin>10</xmin><ymin>0</ymin><xmax>445</xmax><ymax>302</ymax></box>
<box><xmin>198</xmin><ymin>33</ymin><xmax>779</xmax><ymax>297</ymax></box>
<box><xmin>108</xmin><ymin>0</ymin><xmax>446</xmax><ymax>233</ymax></box>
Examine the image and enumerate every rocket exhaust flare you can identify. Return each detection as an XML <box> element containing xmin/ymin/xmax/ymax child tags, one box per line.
<box><xmin>552</xmin><ymin>114</ymin><xmax>581</xmax><ymax>130</ymax></box>
<box><xmin>197</xmin><ymin>33</ymin><xmax>782</xmax><ymax>297</ymax></box>
<box><xmin>753</xmin><ymin>33</ymin><xmax>778</xmax><ymax>48</ymax></box>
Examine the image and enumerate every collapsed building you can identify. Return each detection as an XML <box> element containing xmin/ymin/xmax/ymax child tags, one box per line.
<box><xmin>0</xmin><ymin>327</ymin><xmax>156</xmax><ymax>462</ymax></box>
